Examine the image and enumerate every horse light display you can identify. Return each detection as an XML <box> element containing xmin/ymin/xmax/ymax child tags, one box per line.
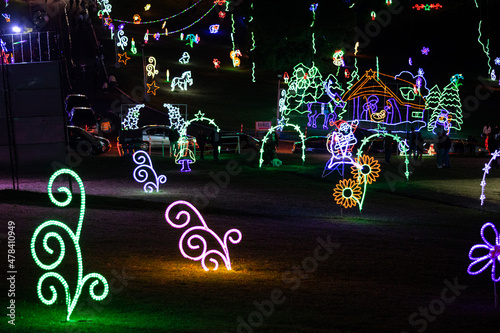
<box><xmin>171</xmin><ymin>71</ymin><xmax>193</xmax><ymax>91</ymax></box>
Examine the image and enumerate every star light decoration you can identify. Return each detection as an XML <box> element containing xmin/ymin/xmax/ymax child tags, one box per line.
<box><xmin>122</xmin><ymin>104</ymin><xmax>144</xmax><ymax>130</ymax></box>
<box><xmin>118</xmin><ymin>52</ymin><xmax>130</xmax><ymax>65</ymax></box>
<box><xmin>479</xmin><ymin>149</ymin><xmax>500</xmax><ymax>206</ymax></box>
<box><xmin>147</xmin><ymin>81</ymin><xmax>160</xmax><ymax>95</ymax></box>
<box><xmin>163</xmin><ymin>103</ymin><xmax>185</xmax><ymax>131</ymax></box>
<box><xmin>495</xmin><ymin>57</ymin><xmax>500</xmax><ymax>66</ymax></box>
<box><xmin>468</xmin><ymin>222</ymin><xmax>500</xmax><ymax>282</ymax></box>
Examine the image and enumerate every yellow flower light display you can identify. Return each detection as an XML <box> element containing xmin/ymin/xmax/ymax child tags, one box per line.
<box><xmin>351</xmin><ymin>155</ymin><xmax>381</xmax><ymax>185</ymax></box>
<box><xmin>333</xmin><ymin>178</ymin><xmax>363</xmax><ymax>209</ymax></box>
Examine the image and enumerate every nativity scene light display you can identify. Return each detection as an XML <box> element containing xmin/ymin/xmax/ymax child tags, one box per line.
<box><xmin>281</xmin><ymin>62</ymin><xmax>464</xmax><ymax>136</ymax></box>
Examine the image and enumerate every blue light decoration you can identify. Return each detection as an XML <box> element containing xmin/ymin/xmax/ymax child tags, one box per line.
<box><xmin>209</xmin><ymin>24</ymin><xmax>220</xmax><ymax>34</ymax></box>
<box><xmin>492</xmin><ymin>70</ymin><xmax>497</xmax><ymax>81</ymax></box>
<box><xmin>171</xmin><ymin>71</ymin><xmax>193</xmax><ymax>91</ymax></box>
<box><xmin>165</xmin><ymin>200</ymin><xmax>242</xmax><ymax>271</ymax></box>
<box><xmin>179</xmin><ymin>51</ymin><xmax>190</xmax><ymax>64</ymax></box>
<box><xmin>306</xmin><ymin>79</ymin><xmax>346</xmax><ymax>130</ymax></box>
<box><xmin>31</xmin><ymin>169</ymin><xmax>109</xmax><ymax>321</ymax></box>
<box><xmin>122</xmin><ymin>104</ymin><xmax>144</xmax><ymax>130</ymax></box>
<box><xmin>284</xmin><ymin>62</ymin><xmax>346</xmax><ymax>129</ymax></box>
<box><xmin>495</xmin><ymin>57</ymin><xmax>500</xmax><ymax>66</ymax></box>
<box><xmin>479</xmin><ymin>149</ymin><xmax>500</xmax><ymax>206</ymax></box>
<box><xmin>421</xmin><ymin>46</ymin><xmax>429</xmax><ymax>55</ymax></box>
<box><xmin>259</xmin><ymin>123</ymin><xmax>306</xmax><ymax>168</ymax></box>
<box><xmin>323</xmin><ymin>120</ymin><xmax>360</xmax><ymax>177</ymax></box>
<box><xmin>133</xmin><ymin>150</ymin><xmax>167</xmax><ymax>192</ymax></box>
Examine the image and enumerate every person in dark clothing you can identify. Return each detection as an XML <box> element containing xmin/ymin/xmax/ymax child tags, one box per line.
<box><xmin>169</xmin><ymin>129</ymin><xmax>180</xmax><ymax>157</ymax></box>
<box><xmin>443</xmin><ymin>133</ymin><xmax>451</xmax><ymax>168</ymax></box>
<box><xmin>467</xmin><ymin>135</ymin><xmax>477</xmax><ymax>156</ymax></box>
<box><xmin>415</xmin><ymin>132</ymin><xmax>425</xmax><ymax>161</ymax></box>
<box><xmin>210</xmin><ymin>129</ymin><xmax>220</xmax><ymax>160</ymax></box>
<box><xmin>384</xmin><ymin>133</ymin><xmax>393</xmax><ymax>164</ymax></box>
<box><xmin>196</xmin><ymin>130</ymin><xmax>206</xmax><ymax>160</ymax></box>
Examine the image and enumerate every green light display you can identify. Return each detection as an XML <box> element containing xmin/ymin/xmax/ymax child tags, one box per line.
<box><xmin>31</xmin><ymin>169</ymin><xmax>109</xmax><ymax>321</ymax></box>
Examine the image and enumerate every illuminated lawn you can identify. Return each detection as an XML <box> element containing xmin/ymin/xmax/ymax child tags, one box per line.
<box><xmin>4</xmin><ymin>152</ymin><xmax>500</xmax><ymax>332</ymax></box>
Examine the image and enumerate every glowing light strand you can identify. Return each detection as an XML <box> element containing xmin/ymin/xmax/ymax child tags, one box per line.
<box><xmin>478</xmin><ymin>20</ymin><xmax>492</xmax><ymax>75</ymax></box>
<box><xmin>30</xmin><ymin>169</ymin><xmax>108</xmax><ymax>321</ymax></box>
<box><xmin>479</xmin><ymin>149</ymin><xmax>500</xmax><ymax>206</ymax></box>
<box><xmin>111</xmin><ymin>0</ymin><xmax>203</xmax><ymax>24</ymax></box>
<box><xmin>133</xmin><ymin>150</ymin><xmax>167</xmax><ymax>192</ymax></box>
<box><xmin>165</xmin><ymin>200</ymin><xmax>242</xmax><ymax>271</ymax></box>
<box><xmin>357</xmin><ymin>131</ymin><xmax>410</xmax><ymax>180</ymax></box>
<box><xmin>259</xmin><ymin>123</ymin><xmax>305</xmax><ymax>168</ymax></box>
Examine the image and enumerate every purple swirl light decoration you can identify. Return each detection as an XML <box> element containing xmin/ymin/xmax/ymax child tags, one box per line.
<box><xmin>133</xmin><ymin>150</ymin><xmax>167</xmax><ymax>193</ymax></box>
<box><xmin>479</xmin><ymin>149</ymin><xmax>500</xmax><ymax>205</ymax></box>
<box><xmin>468</xmin><ymin>222</ymin><xmax>500</xmax><ymax>281</ymax></box>
<box><xmin>165</xmin><ymin>200</ymin><xmax>242</xmax><ymax>271</ymax></box>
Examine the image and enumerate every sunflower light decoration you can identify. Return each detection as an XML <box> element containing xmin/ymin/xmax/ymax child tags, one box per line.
<box><xmin>332</xmin><ymin>151</ymin><xmax>381</xmax><ymax>211</ymax></box>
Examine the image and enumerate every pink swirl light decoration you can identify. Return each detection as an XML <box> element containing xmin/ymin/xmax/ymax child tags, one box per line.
<box><xmin>165</xmin><ymin>200</ymin><xmax>242</xmax><ymax>271</ymax></box>
<box><xmin>133</xmin><ymin>150</ymin><xmax>167</xmax><ymax>192</ymax></box>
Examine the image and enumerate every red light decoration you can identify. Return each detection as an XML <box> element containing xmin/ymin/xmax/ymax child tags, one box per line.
<box><xmin>412</xmin><ymin>3</ymin><xmax>442</xmax><ymax>10</ymax></box>
<box><xmin>219</xmin><ymin>11</ymin><xmax>226</xmax><ymax>19</ymax></box>
<box><xmin>213</xmin><ymin>58</ymin><xmax>220</xmax><ymax>69</ymax></box>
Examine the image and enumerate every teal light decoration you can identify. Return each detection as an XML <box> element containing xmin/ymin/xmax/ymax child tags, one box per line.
<box><xmin>259</xmin><ymin>123</ymin><xmax>305</xmax><ymax>168</ymax></box>
<box><xmin>31</xmin><ymin>169</ymin><xmax>108</xmax><ymax>321</ymax></box>
<box><xmin>357</xmin><ymin>131</ymin><xmax>410</xmax><ymax>180</ymax></box>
